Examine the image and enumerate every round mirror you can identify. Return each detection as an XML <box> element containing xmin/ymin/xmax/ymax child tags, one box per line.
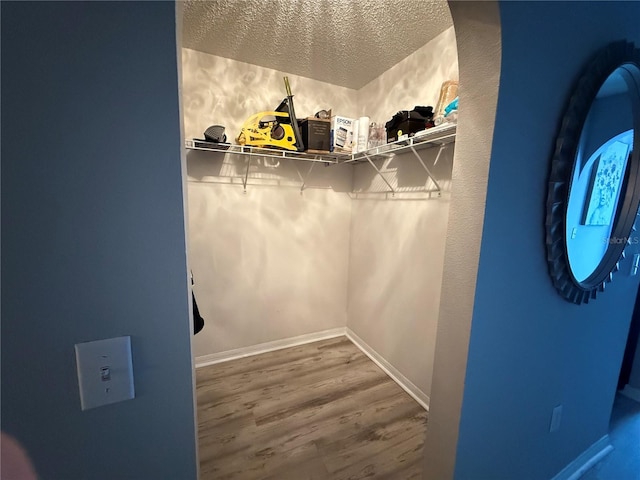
<box><xmin>546</xmin><ymin>41</ymin><xmax>640</xmax><ymax>304</ymax></box>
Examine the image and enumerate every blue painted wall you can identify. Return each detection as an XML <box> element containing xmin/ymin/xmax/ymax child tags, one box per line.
<box><xmin>454</xmin><ymin>2</ymin><xmax>640</xmax><ymax>479</ymax></box>
<box><xmin>1</xmin><ymin>2</ymin><xmax>197</xmax><ymax>479</ymax></box>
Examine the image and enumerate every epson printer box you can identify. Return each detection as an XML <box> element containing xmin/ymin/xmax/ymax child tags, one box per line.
<box><xmin>331</xmin><ymin>116</ymin><xmax>355</xmax><ymax>153</ymax></box>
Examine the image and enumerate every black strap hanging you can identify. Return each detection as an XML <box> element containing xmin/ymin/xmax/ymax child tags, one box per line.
<box><xmin>192</xmin><ymin>292</ymin><xmax>204</xmax><ymax>335</ymax></box>
<box><xmin>191</xmin><ymin>271</ymin><xmax>205</xmax><ymax>335</ymax></box>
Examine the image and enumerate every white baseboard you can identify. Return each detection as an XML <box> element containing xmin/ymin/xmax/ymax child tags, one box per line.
<box><xmin>551</xmin><ymin>435</ymin><xmax>613</xmax><ymax>480</ymax></box>
<box><xmin>196</xmin><ymin>326</ymin><xmax>430</xmax><ymax>413</ymax></box>
<box><xmin>346</xmin><ymin>327</ymin><xmax>430</xmax><ymax>411</ymax></box>
<box><xmin>620</xmin><ymin>384</ymin><xmax>640</xmax><ymax>403</ymax></box>
<box><xmin>195</xmin><ymin>327</ymin><xmax>346</xmax><ymax>368</ymax></box>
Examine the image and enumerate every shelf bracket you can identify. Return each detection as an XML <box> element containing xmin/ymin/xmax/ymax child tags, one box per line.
<box><xmin>363</xmin><ymin>152</ymin><xmax>395</xmax><ymax>195</ymax></box>
<box><xmin>298</xmin><ymin>161</ymin><xmax>316</xmax><ymax>194</ymax></box>
<box><xmin>433</xmin><ymin>143</ymin><xmax>446</xmax><ymax>166</ymax></box>
<box><xmin>242</xmin><ymin>155</ymin><xmax>251</xmax><ymax>193</ymax></box>
<box><xmin>409</xmin><ymin>145</ymin><xmax>442</xmax><ymax>196</ymax></box>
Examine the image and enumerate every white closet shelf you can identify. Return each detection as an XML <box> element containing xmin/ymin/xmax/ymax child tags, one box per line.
<box><xmin>185</xmin><ymin>140</ymin><xmax>344</xmax><ymax>164</ymax></box>
<box><xmin>185</xmin><ymin>123</ymin><xmax>456</xmax><ymax>194</ymax></box>
<box><xmin>345</xmin><ymin>123</ymin><xmax>456</xmax><ymax>196</ymax></box>
<box><xmin>344</xmin><ymin>123</ymin><xmax>456</xmax><ymax>163</ymax></box>
<box><xmin>185</xmin><ymin>123</ymin><xmax>455</xmax><ymax>164</ymax></box>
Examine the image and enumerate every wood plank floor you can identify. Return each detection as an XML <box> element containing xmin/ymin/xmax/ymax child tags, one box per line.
<box><xmin>196</xmin><ymin>336</ymin><xmax>427</xmax><ymax>479</ymax></box>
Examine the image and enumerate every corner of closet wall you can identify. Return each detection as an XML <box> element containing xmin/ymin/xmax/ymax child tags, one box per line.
<box><xmin>355</xmin><ymin>26</ymin><xmax>458</xmax><ymax>125</ymax></box>
<box><xmin>181</xmin><ymin>48</ymin><xmax>360</xmax><ymax>142</ymax></box>
<box><xmin>181</xmin><ymin>49</ymin><xmax>357</xmax><ymax>361</ymax></box>
<box><xmin>346</xmin><ymin>25</ymin><xmax>459</xmax><ymax>400</ymax></box>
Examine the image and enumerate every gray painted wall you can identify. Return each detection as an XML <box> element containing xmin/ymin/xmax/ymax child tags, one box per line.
<box><xmin>1</xmin><ymin>2</ymin><xmax>198</xmax><ymax>479</ymax></box>
<box><xmin>452</xmin><ymin>1</ymin><xmax>640</xmax><ymax>479</ymax></box>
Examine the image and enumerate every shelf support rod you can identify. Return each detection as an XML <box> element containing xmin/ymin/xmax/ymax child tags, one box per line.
<box><xmin>409</xmin><ymin>145</ymin><xmax>441</xmax><ymax>195</ymax></box>
<box><xmin>363</xmin><ymin>153</ymin><xmax>395</xmax><ymax>195</ymax></box>
<box><xmin>242</xmin><ymin>156</ymin><xmax>251</xmax><ymax>193</ymax></box>
<box><xmin>298</xmin><ymin>161</ymin><xmax>316</xmax><ymax>194</ymax></box>
<box><xmin>433</xmin><ymin>143</ymin><xmax>446</xmax><ymax>166</ymax></box>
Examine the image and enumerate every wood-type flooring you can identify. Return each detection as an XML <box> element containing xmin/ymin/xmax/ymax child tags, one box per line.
<box><xmin>196</xmin><ymin>336</ymin><xmax>428</xmax><ymax>479</ymax></box>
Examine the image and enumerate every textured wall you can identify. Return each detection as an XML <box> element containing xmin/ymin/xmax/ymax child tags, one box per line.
<box><xmin>181</xmin><ymin>48</ymin><xmax>359</xmax><ymax>144</ymax></box>
<box><xmin>423</xmin><ymin>2</ymin><xmax>502</xmax><ymax>478</ymax></box>
<box><xmin>187</xmin><ymin>181</ymin><xmax>352</xmax><ymax>357</ymax></box>
<box><xmin>357</xmin><ymin>27</ymin><xmax>459</xmax><ymax>125</ymax></box>
<box><xmin>182</xmin><ymin>51</ymin><xmax>357</xmax><ymax>357</ymax></box>
<box><xmin>347</xmin><ymin>26</ymin><xmax>458</xmax><ymax>399</ymax></box>
<box><xmin>1</xmin><ymin>3</ymin><xmax>197</xmax><ymax>479</ymax></box>
<box><xmin>346</xmin><ymin>177</ymin><xmax>452</xmax><ymax>398</ymax></box>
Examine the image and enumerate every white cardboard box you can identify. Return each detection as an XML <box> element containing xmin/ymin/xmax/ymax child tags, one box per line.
<box><xmin>331</xmin><ymin>116</ymin><xmax>355</xmax><ymax>152</ymax></box>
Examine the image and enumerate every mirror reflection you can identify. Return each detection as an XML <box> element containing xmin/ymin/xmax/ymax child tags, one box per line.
<box><xmin>566</xmin><ymin>67</ymin><xmax>635</xmax><ymax>283</ymax></box>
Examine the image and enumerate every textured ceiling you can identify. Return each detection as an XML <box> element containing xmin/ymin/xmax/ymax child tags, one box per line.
<box><xmin>181</xmin><ymin>0</ymin><xmax>453</xmax><ymax>89</ymax></box>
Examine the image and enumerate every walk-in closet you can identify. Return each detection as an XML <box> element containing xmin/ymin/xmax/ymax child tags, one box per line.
<box><xmin>181</xmin><ymin>2</ymin><xmax>458</xmax><ymax>477</ymax></box>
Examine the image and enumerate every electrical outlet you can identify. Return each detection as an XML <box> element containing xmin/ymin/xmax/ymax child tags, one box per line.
<box><xmin>550</xmin><ymin>405</ymin><xmax>563</xmax><ymax>433</ymax></box>
<box><xmin>75</xmin><ymin>336</ymin><xmax>135</xmax><ymax>411</ymax></box>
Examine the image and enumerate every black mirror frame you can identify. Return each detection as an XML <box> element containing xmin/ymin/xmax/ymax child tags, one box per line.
<box><xmin>546</xmin><ymin>40</ymin><xmax>640</xmax><ymax>304</ymax></box>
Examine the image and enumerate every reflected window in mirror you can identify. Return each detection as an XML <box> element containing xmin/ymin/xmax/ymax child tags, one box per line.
<box><xmin>567</xmin><ymin>130</ymin><xmax>633</xmax><ymax>282</ymax></box>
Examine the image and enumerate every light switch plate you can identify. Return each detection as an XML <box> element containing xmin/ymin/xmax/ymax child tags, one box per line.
<box><xmin>74</xmin><ymin>336</ymin><xmax>135</xmax><ymax>411</ymax></box>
